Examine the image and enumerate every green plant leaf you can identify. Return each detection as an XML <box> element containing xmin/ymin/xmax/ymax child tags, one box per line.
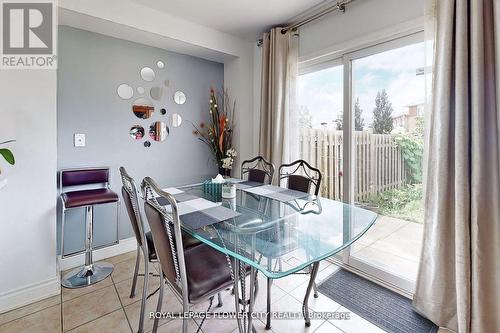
<box><xmin>0</xmin><ymin>149</ymin><xmax>15</xmax><ymax>165</ymax></box>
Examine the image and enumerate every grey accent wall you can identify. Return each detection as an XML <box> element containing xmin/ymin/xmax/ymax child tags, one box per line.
<box><xmin>57</xmin><ymin>26</ymin><xmax>223</xmax><ymax>254</ymax></box>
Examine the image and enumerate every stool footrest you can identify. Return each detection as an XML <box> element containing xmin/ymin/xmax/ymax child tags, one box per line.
<box><xmin>61</xmin><ymin>261</ymin><xmax>114</xmax><ymax>289</ymax></box>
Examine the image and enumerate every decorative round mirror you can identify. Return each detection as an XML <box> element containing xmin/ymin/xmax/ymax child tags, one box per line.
<box><xmin>140</xmin><ymin>67</ymin><xmax>155</xmax><ymax>82</ymax></box>
<box><xmin>117</xmin><ymin>84</ymin><xmax>133</xmax><ymax>100</ymax></box>
<box><xmin>157</xmin><ymin>61</ymin><xmax>165</xmax><ymax>69</ymax></box>
<box><xmin>149</xmin><ymin>121</ymin><xmax>169</xmax><ymax>142</ymax></box>
<box><xmin>164</xmin><ymin>80</ymin><xmax>170</xmax><ymax>87</ymax></box>
<box><xmin>132</xmin><ymin>97</ymin><xmax>154</xmax><ymax>119</ymax></box>
<box><xmin>137</xmin><ymin>86</ymin><xmax>145</xmax><ymax>94</ymax></box>
<box><xmin>173</xmin><ymin>91</ymin><xmax>186</xmax><ymax>105</ymax></box>
<box><xmin>144</xmin><ymin>141</ymin><xmax>151</xmax><ymax>147</ymax></box>
<box><xmin>160</xmin><ymin>108</ymin><xmax>167</xmax><ymax>115</ymax></box>
<box><xmin>150</xmin><ymin>86</ymin><xmax>163</xmax><ymax>101</ymax></box>
<box><xmin>130</xmin><ymin>125</ymin><xmax>145</xmax><ymax>140</ymax></box>
<box><xmin>172</xmin><ymin>113</ymin><xmax>182</xmax><ymax>127</ymax></box>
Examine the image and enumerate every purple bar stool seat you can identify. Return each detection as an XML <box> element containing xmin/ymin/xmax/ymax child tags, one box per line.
<box><xmin>60</xmin><ymin>167</ymin><xmax>120</xmax><ymax>289</ymax></box>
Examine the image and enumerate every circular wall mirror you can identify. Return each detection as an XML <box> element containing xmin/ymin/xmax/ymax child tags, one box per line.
<box><xmin>173</xmin><ymin>91</ymin><xmax>186</xmax><ymax>105</ymax></box>
<box><xmin>150</xmin><ymin>86</ymin><xmax>163</xmax><ymax>101</ymax></box>
<box><xmin>130</xmin><ymin>125</ymin><xmax>145</xmax><ymax>140</ymax></box>
<box><xmin>140</xmin><ymin>67</ymin><xmax>155</xmax><ymax>82</ymax></box>
<box><xmin>137</xmin><ymin>86</ymin><xmax>145</xmax><ymax>94</ymax></box>
<box><xmin>172</xmin><ymin>113</ymin><xmax>182</xmax><ymax>127</ymax></box>
<box><xmin>117</xmin><ymin>84</ymin><xmax>133</xmax><ymax>100</ymax></box>
<box><xmin>149</xmin><ymin>121</ymin><xmax>169</xmax><ymax>142</ymax></box>
<box><xmin>144</xmin><ymin>141</ymin><xmax>151</xmax><ymax>147</ymax></box>
<box><xmin>164</xmin><ymin>80</ymin><xmax>170</xmax><ymax>87</ymax></box>
<box><xmin>157</xmin><ymin>61</ymin><xmax>165</xmax><ymax>69</ymax></box>
<box><xmin>132</xmin><ymin>97</ymin><xmax>154</xmax><ymax>119</ymax></box>
<box><xmin>160</xmin><ymin>108</ymin><xmax>167</xmax><ymax>115</ymax></box>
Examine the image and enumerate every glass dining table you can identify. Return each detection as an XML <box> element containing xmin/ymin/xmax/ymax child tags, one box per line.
<box><xmin>172</xmin><ymin>181</ymin><xmax>377</xmax><ymax>333</ymax></box>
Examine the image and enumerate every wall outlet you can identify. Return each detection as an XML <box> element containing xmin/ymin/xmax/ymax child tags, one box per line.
<box><xmin>74</xmin><ymin>133</ymin><xmax>86</xmax><ymax>147</ymax></box>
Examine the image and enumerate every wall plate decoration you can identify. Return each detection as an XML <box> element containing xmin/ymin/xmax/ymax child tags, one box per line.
<box><xmin>140</xmin><ymin>67</ymin><xmax>155</xmax><ymax>82</ymax></box>
<box><xmin>117</xmin><ymin>84</ymin><xmax>133</xmax><ymax>100</ymax></box>
<box><xmin>132</xmin><ymin>97</ymin><xmax>155</xmax><ymax>119</ymax></box>
<box><xmin>149</xmin><ymin>121</ymin><xmax>169</xmax><ymax>142</ymax></box>
<box><xmin>173</xmin><ymin>91</ymin><xmax>186</xmax><ymax>105</ymax></box>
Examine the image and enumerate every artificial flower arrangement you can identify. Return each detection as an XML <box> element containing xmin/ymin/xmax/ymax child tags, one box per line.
<box><xmin>192</xmin><ymin>88</ymin><xmax>237</xmax><ymax>176</ymax></box>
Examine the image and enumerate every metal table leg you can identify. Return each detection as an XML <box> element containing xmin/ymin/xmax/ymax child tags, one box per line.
<box><xmin>302</xmin><ymin>261</ymin><xmax>320</xmax><ymax>327</ymax></box>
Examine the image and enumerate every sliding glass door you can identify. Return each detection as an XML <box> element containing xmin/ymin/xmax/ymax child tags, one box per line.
<box><xmin>297</xmin><ymin>32</ymin><xmax>426</xmax><ymax>293</ymax></box>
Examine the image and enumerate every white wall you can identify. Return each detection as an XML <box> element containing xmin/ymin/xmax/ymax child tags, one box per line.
<box><xmin>0</xmin><ymin>0</ymin><xmax>256</xmax><ymax>313</ymax></box>
<box><xmin>298</xmin><ymin>0</ymin><xmax>424</xmax><ymax>59</ymax></box>
<box><xmin>0</xmin><ymin>70</ymin><xmax>59</xmax><ymax>312</ymax></box>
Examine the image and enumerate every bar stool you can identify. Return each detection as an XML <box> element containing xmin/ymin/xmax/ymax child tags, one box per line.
<box><xmin>60</xmin><ymin>167</ymin><xmax>120</xmax><ymax>288</ymax></box>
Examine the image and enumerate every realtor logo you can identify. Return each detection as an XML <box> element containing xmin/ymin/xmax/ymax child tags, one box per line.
<box><xmin>1</xmin><ymin>0</ymin><xmax>57</xmax><ymax>69</ymax></box>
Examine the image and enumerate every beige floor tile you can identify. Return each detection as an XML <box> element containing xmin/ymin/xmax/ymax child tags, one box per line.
<box><xmin>273</xmin><ymin>273</ymin><xmax>309</xmax><ymax>293</ymax></box>
<box><xmin>266</xmin><ymin>295</ymin><xmax>324</xmax><ymax>333</ymax></box>
<box><xmin>314</xmin><ymin>321</ymin><xmax>343</xmax><ymax>333</ymax></box>
<box><xmin>124</xmin><ymin>285</ymin><xmax>182</xmax><ymax>333</ymax></box>
<box><xmin>156</xmin><ymin>318</ymin><xmax>200</xmax><ymax>333</ymax></box>
<box><xmin>254</xmin><ymin>277</ymin><xmax>288</xmax><ymax>312</ymax></box>
<box><xmin>0</xmin><ymin>295</ymin><xmax>60</xmax><ymax>326</ymax></box>
<box><xmin>316</xmin><ymin>264</ymin><xmax>339</xmax><ymax>283</ymax></box>
<box><xmin>289</xmin><ymin>286</ymin><xmax>341</xmax><ymax>313</ymax></box>
<box><xmin>106</xmin><ymin>250</ymin><xmax>137</xmax><ymax>265</ymax></box>
<box><xmin>111</xmin><ymin>257</ymin><xmax>157</xmax><ymax>284</ymax></box>
<box><xmin>63</xmin><ymin>284</ymin><xmax>121</xmax><ymax>331</ymax></box>
<box><xmin>331</xmin><ymin>307</ymin><xmax>386</xmax><ymax>333</ymax></box>
<box><xmin>68</xmin><ymin>309</ymin><xmax>131</xmax><ymax>333</ymax></box>
<box><xmin>115</xmin><ymin>275</ymin><xmax>161</xmax><ymax>307</ymax></box>
<box><xmin>0</xmin><ymin>304</ymin><xmax>61</xmax><ymax>333</ymax></box>
<box><xmin>62</xmin><ymin>276</ymin><xmax>113</xmax><ymax>302</ymax></box>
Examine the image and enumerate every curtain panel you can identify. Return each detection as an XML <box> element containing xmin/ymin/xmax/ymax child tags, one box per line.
<box><xmin>414</xmin><ymin>1</ymin><xmax>500</xmax><ymax>332</ymax></box>
<box><xmin>259</xmin><ymin>28</ymin><xmax>299</xmax><ymax>171</ymax></box>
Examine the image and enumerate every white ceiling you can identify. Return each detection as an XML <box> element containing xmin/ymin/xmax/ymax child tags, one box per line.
<box><xmin>130</xmin><ymin>0</ymin><xmax>329</xmax><ymax>41</ymax></box>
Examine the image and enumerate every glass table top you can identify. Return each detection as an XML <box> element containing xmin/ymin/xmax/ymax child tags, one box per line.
<box><xmin>175</xmin><ymin>183</ymin><xmax>377</xmax><ymax>279</ymax></box>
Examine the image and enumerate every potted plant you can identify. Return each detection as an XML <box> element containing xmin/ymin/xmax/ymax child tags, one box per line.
<box><xmin>0</xmin><ymin>140</ymin><xmax>15</xmax><ymax>173</ymax></box>
<box><xmin>192</xmin><ymin>88</ymin><xmax>237</xmax><ymax>176</ymax></box>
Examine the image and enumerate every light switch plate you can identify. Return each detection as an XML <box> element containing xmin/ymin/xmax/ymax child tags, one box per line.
<box><xmin>74</xmin><ymin>133</ymin><xmax>86</xmax><ymax>147</ymax></box>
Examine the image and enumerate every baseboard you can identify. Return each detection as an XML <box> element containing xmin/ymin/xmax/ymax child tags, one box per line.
<box><xmin>0</xmin><ymin>276</ymin><xmax>60</xmax><ymax>314</ymax></box>
<box><xmin>59</xmin><ymin>237</ymin><xmax>137</xmax><ymax>271</ymax></box>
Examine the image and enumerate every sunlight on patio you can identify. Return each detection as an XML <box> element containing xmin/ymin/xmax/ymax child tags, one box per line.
<box><xmin>352</xmin><ymin>216</ymin><xmax>423</xmax><ymax>283</ymax></box>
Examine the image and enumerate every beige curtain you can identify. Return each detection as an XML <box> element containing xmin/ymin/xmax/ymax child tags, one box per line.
<box><xmin>414</xmin><ymin>1</ymin><xmax>500</xmax><ymax>332</ymax></box>
<box><xmin>259</xmin><ymin>28</ymin><xmax>298</xmax><ymax>169</ymax></box>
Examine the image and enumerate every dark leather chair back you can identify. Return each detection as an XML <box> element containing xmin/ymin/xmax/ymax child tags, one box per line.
<box><xmin>141</xmin><ymin>177</ymin><xmax>187</xmax><ymax>292</ymax></box>
<box><xmin>61</xmin><ymin>168</ymin><xmax>109</xmax><ymax>187</ymax></box>
<box><xmin>120</xmin><ymin>167</ymin><xmax>147</xmax><ymax>247</ymax></box>
<box><xmin>144</xmin><ymin>201</ymin><xmax>179</xmax><ymax>286</ymax></box>
<box><xmin>279</xmin><ymin>160</ymin><xmax>322</xmax><ymax>196</ymax></box>
<box><xmin>241</xmin><ymin>156</ymin><xmax>275</xmax><ymax>184</ymax></box>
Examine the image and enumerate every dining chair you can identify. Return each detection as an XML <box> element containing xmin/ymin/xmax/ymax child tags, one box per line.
<box><xmin>278</xmin><ymin>159</ymin><xmax>322</xmax><ymax>196</ymax></box>
<box><xmin>260</xmin><ymin>159</ymin><xmax>323</xmax><ymax>329</ymax></box>
<box><xmin>141</xmin><ymin>176</ymin><xmax>234</xmax><ymax>333</ymax></box>
<box><xmin>241</xmin><ymin>156</ymin><xmax>275</xmax><ymax>184</ymax></box>
<box><xmin>119</xmin><ymin>167</ymin><xmax>203</xmax><ymax>333</ymax></box>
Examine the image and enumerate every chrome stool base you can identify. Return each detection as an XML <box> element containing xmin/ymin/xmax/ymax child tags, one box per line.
<box><xmin>61</xmin><ymin>261</ymin><xmax>114</xmax><ymax>289</ymax></box>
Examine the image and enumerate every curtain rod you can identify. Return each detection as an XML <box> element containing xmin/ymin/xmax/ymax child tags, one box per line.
<box><xmin>257</xmin><ymin>0</ymin><xmax>353</xmax><ymax>46</ymax></box>
<box><xmin>282</xmin><ymin>0</ymin><xmax>353</xmax><ymax>33</ymax></box>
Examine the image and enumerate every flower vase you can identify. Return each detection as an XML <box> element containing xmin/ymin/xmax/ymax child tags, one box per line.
<box><xmin>218</xmin><ymin>167</ymin><xmax>231</xmax><ymax>178</ymax></box>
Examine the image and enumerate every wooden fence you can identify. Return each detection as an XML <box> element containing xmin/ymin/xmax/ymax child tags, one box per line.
<box><xmin>299</xmin><ymin>128</ymin><xmax>407</xmax><ymax>202</ymax></box>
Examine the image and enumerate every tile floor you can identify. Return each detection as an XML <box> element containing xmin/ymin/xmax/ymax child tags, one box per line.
<box><xmin>0</xmin><ymin>250</ymin><xmax>445</xmax><ymax>333</ymax></box>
